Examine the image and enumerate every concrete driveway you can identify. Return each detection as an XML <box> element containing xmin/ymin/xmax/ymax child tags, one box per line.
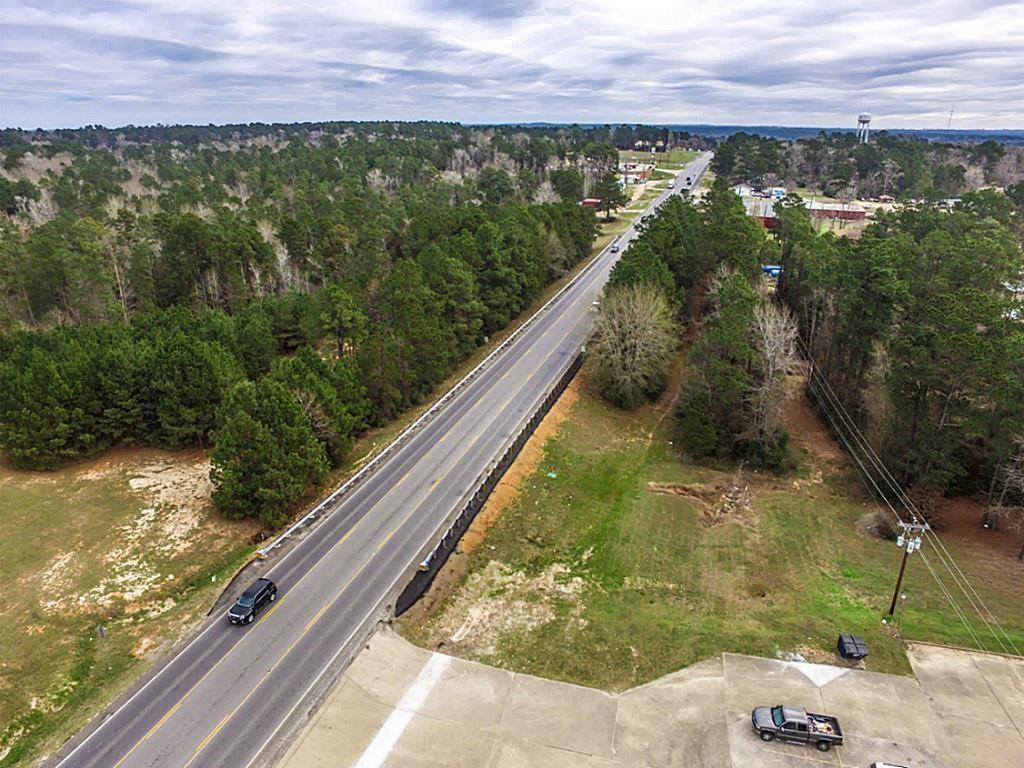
<box><xmin>279</xmin><ymin>630</ymin><xmax>1023</xmax><ymax>768</ymax></box>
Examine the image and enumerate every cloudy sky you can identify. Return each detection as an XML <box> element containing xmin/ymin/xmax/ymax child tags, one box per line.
<box><xmin>2</xmin><ymin>0</ymin><xmax>1023</xmax><ymax>130</ymax></box>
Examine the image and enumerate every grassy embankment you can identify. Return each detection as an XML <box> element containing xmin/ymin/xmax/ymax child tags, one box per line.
<box><xmin>404</xmin><ymin>362</ymin><xmax>1024</xmax><ymax>691</ymax></box>
<box><xmin>0</xmin><ymin>214</ymin><xmax>627</xmax><ymax>765</ymax></box>
<box><xmin>618</xmin><ymin>148</ymin><xmax>700</xmax><ymax>170</ymax></box>
<box><xmin>0</xmin><ymin>452</ymin><xmax>257</xmax><ymax>765</ymax></box>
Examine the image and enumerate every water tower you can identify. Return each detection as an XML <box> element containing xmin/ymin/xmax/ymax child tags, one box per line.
<box><xmin>856</xmin><ymin>113</ymin><xmax>872</xmax><ymax>143</ymax></box>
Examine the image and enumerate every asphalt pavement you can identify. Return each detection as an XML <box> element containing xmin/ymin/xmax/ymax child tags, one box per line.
<box><xmin>49</xmin><ymin>153</ymin><xmax>712</xmax><ymax>768</ymax></box>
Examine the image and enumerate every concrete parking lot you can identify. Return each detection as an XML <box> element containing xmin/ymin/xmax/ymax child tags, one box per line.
<box><xmin>279</xmin><ymin>629</ymin><xmax>1023</xmax><ymax>768</ymax></box>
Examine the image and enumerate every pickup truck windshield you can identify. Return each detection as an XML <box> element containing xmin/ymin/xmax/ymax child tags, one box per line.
<box><xmin>771</xmin><ymin>706</ymin><xmax>784</xmax><ymax>727</ymax></box>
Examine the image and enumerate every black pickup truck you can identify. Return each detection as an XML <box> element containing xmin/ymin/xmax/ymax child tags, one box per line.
<box><xmin>751</xmin><ymin>704</ymin><xmax>844</xmax><ymax>751</ymax></box>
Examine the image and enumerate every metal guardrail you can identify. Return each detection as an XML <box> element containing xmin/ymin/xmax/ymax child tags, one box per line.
<box><xmin>395</xmin><ymin>353</ymin><xmax>585</xmax><ymax>614</ymax></box>
<box><xmin>391</xmin><ymin>158</ymin><xmax>714</xmax><ymax>610</ymax></box>
<box><xmin>254</xmin><ymin>229</ymin><xmax>617</xmax><ymax>560</ymax></box>
<box><xmin>239</xmin><ymin>156</ymin><xmax>713</xmax><ymax>768</ymax></box>
<box><xmin>256</xmin><ymin>154</ymin><xmax>710</xmax><ymax>561</ymax></box>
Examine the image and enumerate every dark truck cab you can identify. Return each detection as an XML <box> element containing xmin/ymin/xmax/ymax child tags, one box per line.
<box><xmin>752</xmin><ymin>704</ymin><xmax>843</xmax><ymax>751</ymax></box>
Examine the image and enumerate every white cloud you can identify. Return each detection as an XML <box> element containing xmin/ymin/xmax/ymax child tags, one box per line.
<box><xmin>0</xmin><ymin>0</ymin><xmax>1022</xmax><ymax>128</ymax></box>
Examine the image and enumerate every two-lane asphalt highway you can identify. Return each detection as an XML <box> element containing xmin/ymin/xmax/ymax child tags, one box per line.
<box><xmin>52</xmin><ymin>153</ymin><xmax>712</xmax><ymax>768</ymax></box>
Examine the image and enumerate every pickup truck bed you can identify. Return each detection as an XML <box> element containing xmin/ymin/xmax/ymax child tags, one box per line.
<box><xmin>808</xmin><ymin>713</ymin><xmax>841</xmax><ymax>737</ymax></box>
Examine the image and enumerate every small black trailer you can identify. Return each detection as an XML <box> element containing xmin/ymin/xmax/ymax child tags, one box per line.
<box><xmin>838</xmin><ymin>634</ymin><xmax>869</xmax><ymax>660</ymax></box>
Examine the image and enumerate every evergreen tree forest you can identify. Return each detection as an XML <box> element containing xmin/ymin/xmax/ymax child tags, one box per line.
<box><xmin>776</xmin><ymin>193</ymin><xmax>1024</xmax><ymax>499</ymax></box>
<box><xmin>600</xmin><ymin>178</ymin><xmax>1024</xmax><ymax>491</ymax></box>
<box><xmin>0</xmin><ymin>122</ymin><xmax>605</xmax><ymax>524</ymax></box>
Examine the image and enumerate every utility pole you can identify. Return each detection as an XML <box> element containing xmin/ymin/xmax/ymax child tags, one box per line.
<box><xmin>888</xmin><ymin>520</ymin><xmax>929</xmax><ymax>616</ymax></box>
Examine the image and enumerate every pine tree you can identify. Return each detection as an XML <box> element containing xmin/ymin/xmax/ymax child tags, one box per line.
<box><xmin>211</xmin><ymin>379</ymin><xmax>329</xmax><ymax>526</ymax></box>
<box><xmin>593</xmin><ymin>172</ymin><xmax>628</xmax><ymax>220</ymax></box>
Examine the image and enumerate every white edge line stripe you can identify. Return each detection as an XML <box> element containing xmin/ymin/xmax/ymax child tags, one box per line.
<box><xmin>240</xmin><ymin>156</ymin><xmax>709</xmax><ymax>768</ymax></box>
<box><xmin>351</xmin><ymin>653</ymin><xmax>452</xmax><ymax>768</ymax></box>
<box><xmin>54</xmin><ymin>156</ymin><xmax>708</xmax><ymax>768</ymax></box>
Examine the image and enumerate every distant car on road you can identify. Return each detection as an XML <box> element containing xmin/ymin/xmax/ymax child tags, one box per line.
<box><xmin>610</xmin><ymin>243</ymin><xmax>620</xmax><ymax>253</ymax></box>
<box><xmin>751</xmin><ymin>704</ymin><xmax>843</xmax><ymax>752</ymax></box>
<box><xmin>228</xmin><ymin>578</ymin><xmax>277</xmax><ymax>625</ymax></box>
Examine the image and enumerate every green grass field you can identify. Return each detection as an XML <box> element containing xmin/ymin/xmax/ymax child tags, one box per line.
<box><xmin>792</xmin><ymin>186</ymin><xmax>841</xmax><ymax>203</ymax></box>
<box><xmin>618</xmin><ymin>148</ymin><xmax>699</xmax><ymax>170</ymax></box>
<box><xmin>405</xmin><ymin>368</ymin><xmax>1024</xmax><ymax>691</ymax></box>
<box><xmin>0</xmin><ymin>217</ymin><xmax>632</xmax><ymax>766</ymax></box>
<box><xmin>0</xmin><ymin>452</ymin><xmax>256</xmax><ymax>764</ymax></box>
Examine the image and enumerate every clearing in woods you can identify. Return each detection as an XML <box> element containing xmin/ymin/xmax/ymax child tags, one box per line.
<box><xmin>0</xmin><ymin>222</ymin><xmax>634</xmax><ymax>766</ymax></box>
<box><xmin>618</xmin><ymin>148</ymin><xmax>700</xmax><ymax>169</ymax></box>
<box><xmin>400</xmin><ymin>364</ymin><xmax>1024</xmax><ymax>691</ymax></box>
<box><xmin>0</xmin><ymin>449</ymin><xmax>259</xmax><ymax>765</ymax></box>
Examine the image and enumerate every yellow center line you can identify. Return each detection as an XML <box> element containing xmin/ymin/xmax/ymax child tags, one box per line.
<box><xmin>302</xmin><ymin>601</ymin><xmax>331</xmax><ymax>634</ymax></box>
<box><xmin>142</xmin><ymin>700</ymin><xmax>182</xmax><ymax>742</ymax></box>
<box><xmin>131</xmin><ymin>299</ymin><xmax>585</xmax><ymax>767</ymax></box>
<box><xmin>110</xmin><ymin>522</ymin><xmax>363</xmax><ymax>767</ymax></box>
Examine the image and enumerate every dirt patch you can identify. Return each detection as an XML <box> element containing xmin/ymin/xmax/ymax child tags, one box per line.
<box><xmin>782</xmin><ymin>371</ymin><xmax>847</xmax><ymax>465</ymax></box>
<box><xmin>648</xmin><ymin>481</ymin><xmax>717</xmax><ymax>506</ymax></box>
<box><xmin>19</xmin><ymin>450</ymin><xmax>245</xmax><ymax>616</ymax></box>
<box><xmin>131</xmin><ymin>636</ymin><xmax>157</xmax><ymax>659</ymax></box>
<box><xmin>425</xmin><ymin>560</ymin><xmax>587</xmax><ymax>658</ymax></box>
<box><xmin>399</xmin><ymin>377</ymin><xmax>580</xmax><ymax>625</ymax></box>
<box><xmin>648</xmin><ymin>475</ymin><xmax>753</xmax><ymax>527</ymax></box>
<box><xmin>126</xmin><ymin>459</ymin><xmax>215</xmax><ymax>555</ymax></box>
<box><xmin>857</xmin><ymin>510</ymin><xmax>897</xmax><ymax>541</ymax></box>
<box><xmin>35</xmin><ymin>551</ymin><xmax>81</xmax><ymax>597</ymax></box>
<box><xmin>938</xmin><ymin>496</ymin><xmax>1024</xmax><ymax>562</ymax></box>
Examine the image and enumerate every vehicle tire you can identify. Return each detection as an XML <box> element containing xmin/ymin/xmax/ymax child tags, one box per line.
<box><xmin>760</xmin><ymin>732</ymin><xmax>774</xmax><ymax>742</ymax></box>
<box><xmin>816</xmin><ymin>741</ymin><xmax>831</xmax><ymax>752</ymax></box>
<box><xmin>270</xmin><ymin>592</ymin><xmax>276</xmax><ymax>602</ymax></box>
<box><xmin>247</xmin><ymin>614</ymin><xmax>254</xmax><ymax>624</ymax></box>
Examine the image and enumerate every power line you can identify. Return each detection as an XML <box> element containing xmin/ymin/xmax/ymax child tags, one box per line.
<box><xmin>800</xmin><ymin>346</ymin><xmax>1016</xmax><ymax>655</ymax></box>
<box><xmin>800</xmin><ymin>354</ymin><xmax>992</xmax><ymax>650</ymax></box>
<box><xmin>816</xmin><ymin>371</ymin><xmax>1024</xmax><ymax>655</ymax></box>
<box><xmin>800</xmin><ymin>348</ymin><xmax>1008</xmax><ymax>652</ymax></box>
<box><xmin>800</xmin><ymin>348</ymin><xmax>1016</xmax><ymax>652</ymax></box>
<box><xmin>796</xmin><ymin>336</ymin><xmax>1019</xmax><ymax>655</ymax></box>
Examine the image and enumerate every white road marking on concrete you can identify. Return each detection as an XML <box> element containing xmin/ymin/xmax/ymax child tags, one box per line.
<box><xmin>789</xmin><ymin>661</ymin><xmax>848</xmax><ymax>688</ymax></box>
<box><xmin>352</xmin><ymin>653</ymin><xmax>452</xmax><ymax>768</ymax></box>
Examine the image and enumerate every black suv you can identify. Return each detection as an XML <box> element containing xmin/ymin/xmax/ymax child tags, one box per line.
<box><xmin>228</xmin><ymin>578</ymin><xmax>277</xmax><ymax>625</ymax></box>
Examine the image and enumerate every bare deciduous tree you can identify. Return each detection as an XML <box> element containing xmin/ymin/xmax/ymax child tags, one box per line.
<box><xmin>984</xmin><ymin>437</ymin><xmax>1024</xmax><ymax>559</ymax></box>
<box><xmin>749</xmin><ymin>301</ymin><xmax>799</xmax><ymax>445</ymax></box>
<box><xmin>592</xmin><ymin>283</ymin><xmax>678</xmax><ymax>409</ymax></box>
<box><xmin>876</xmin><ymin>159</ymin><xmax>901</xmax><ymax>195</ymax></box>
